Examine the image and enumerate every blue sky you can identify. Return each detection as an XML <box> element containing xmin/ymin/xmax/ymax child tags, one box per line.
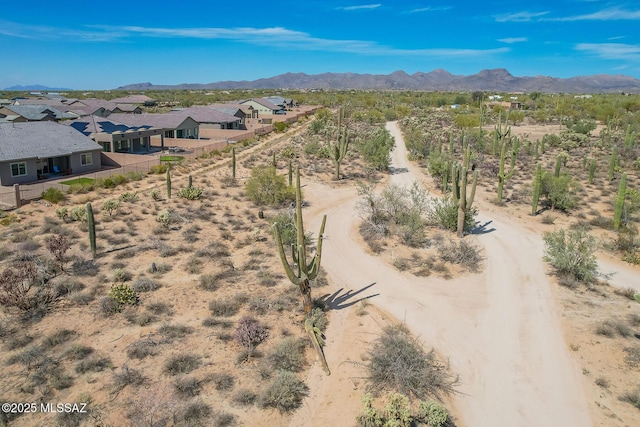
<box><xmin>1</xmin><ymin>0</ymin><xmax>639</xmax><ymax>89</ymax></box>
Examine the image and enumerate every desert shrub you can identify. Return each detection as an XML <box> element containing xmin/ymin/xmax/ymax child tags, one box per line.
<box><xmin>155</xmin><ymin>209</ymin><xmax>182</xmax><ymax>227</ymax></box>
<box><xmin>70</xmin><ymin>206</ymin><xmax>88</xmax><ymax>223</ymax></box>
<box><xmin>112</xmin><ymin>366</ymin><xmax>146</xmax><ymax>390</ymax></box>
<box><xmin>42</xmin><ymin>329</ymin><xmax>76</xmax><ymax>349</ymax></box>
<box><xmin>45</xmin><ymin>234</ymin><xmax>71</xmax><ymax>269</ymax></box>
<box><xmin>268</xmin><ymin>337</ymin><xmax>307</xmax><ymax>372</ymax></box>
<box><xmin>232</xmin><ymin>389</ymin><xmax>257</xmax><ymax>406</ymax></box>
<box><xmin>212</xmin><ymin>372</ymin><xmax>236</xmax><ymax>391</ymax></box>
<box><xmin>259</xmin><ymin>370</ymin><xmax>308</xmax><ymax>413</ymax></box>
<box><xmin>149</xmin><ymin>164</ymin><xmax>168</xmax><ymax>174</ymax></box>
<box><xmin>540</xmin><ymin>172</ymin><xmax>580</xmax><ymax>212</ymax></box>
<box><xmin>163</xmin><ymin>353</ymin><xmax>201</xmax><ymax>375</ymax></box>
<box><xmin>149</xmin><ymin>188</ymin><xmax>161</xmax><ymax>201</ymax></box>
<box><xmin>158</xmin><ymin>323</ymin><xmax>194</xmax><ymax>340</ymax></box>
<box><xmin>177</xmin><ymin>401</ymin><xmax>212</xmax><ymax>425</ymax></box>
<box><xmin>245</xmin><ymin>166</ymin><xmax>296</xmax><ymax>207</ymax></box>
<box><xmin>382</xmin><ymin>392</ymin><xmax>413</xmax><ymax>427</ymax></box>
<box><xmin>55</xmin><ymin>207</ymin><xmax>69</xmax><ymax>221</ymax></box>
<box><xmin>126</xmin><ymin>341</ymin><xmax>156</xmax><ymax>360</ymax></box>
<box><xmin>620</xmin><ymin>385</ymin><xmax>640</xmax><ymax>410</ymax></box>
<box><xmin>41</xmin><ymin>187</ymin><xmax>65</xmax><ymax>204</ymax></box>
<box><xmin>356</xmin><ymin>392</ymin><xmax>384</xmax><ymax>427</ymax></box>
<box><xmin>417</xmin><ymin>400</ymin><xmax>449</xmax><ymax>427</ymax></box>
<box><xmin>427</xmin><ymin>196</ymin><xmax>477</xmax><ymax>232</ymax></box>
<box><xmin>174</xmin><ymin>376</ymin><xmax>202</xmax><ymax>397</ymax></box>
<box><xmin>358</xmin><ymin>127</ymin><xmax>395</xmax><ymax>171</ymax></box>
<box><xmin>0</xmin><ymin>260</ymin><xmax>56</xmax><ymax>313</ymax></box>
<box><xmin>366</xmin><ymin>324</ymin><xmax>457</xmax><ymax>400</ymax></box>
<box><xmin>178</xmin><ymin>186</ymin><xmax>203</xmax><ymax>200</ymax></box>
<box><xmin>270</xmin><ymin>212</ymin><xmax>297</xmax><ymax>247</ymax></box>
<box><xmin>63</xmin><ymin>344</ymin><xmax>94</xmax><ymax>361</ymax></box>
<box><xmin>543</xmin><ymin>227</ymin><xmax>598</xmax><ymax>283</ymax></box>
<box><xmin>108</xmin><ymin>283</ymin><xmax>139</xmax><ymax>308</ymax></box>
<box><xmin>234</xmin><ymin>316</ymin><xmax>269</xmax><ymax>358</ymax></box>
<box><xmin>209</xmin><ymin>298</ymin><xmax>243</xmax><ymax>317</ymax></box>
<box><xmin>120</xmin><ymin>191</ymin><xmax>139</xmax><ymax>203</ymax></box>
<box><xmin>75</xmin><ymin>356</ymin><xmax>111</xmax><ymax>374</ymax></box>
<box><xmin>131</xmin><ymin>277</ymin><xmax>161</xmax><ymax>293</ymax></box>
<box><xmin>437</xmin><ymin>239</ymin><xmax>482</xmax><ymax>272</ymax></box>
<box><xmin>102</xmin><ymin>199</ymin><xmax>120</xmax><ymax>216</ymax></box>
<box><xmin>2</xmin><ymin>334</ymin><xmax>34</xmax><ymax>351</ymax></box>
<box><xmin>306</xmin><ymin>307</ymin><xmax>328</xmax><ymax>333</ymax></box>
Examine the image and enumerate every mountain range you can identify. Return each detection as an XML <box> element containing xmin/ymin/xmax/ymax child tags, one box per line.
<box><xmin>114</xmin><ymin>69</ymin><xmax>640</xmax><ymax>93</ymax></box>
<box><xmin>3</xmin><ymin>84</ymin><xmax>72</xmax><ymax>92</ymax></box>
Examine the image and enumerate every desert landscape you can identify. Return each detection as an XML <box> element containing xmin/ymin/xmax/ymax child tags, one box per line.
<box><xmin>1</xmin><ymin>94</ymin><xmax>639</xmax><ymax>427</ymax></box>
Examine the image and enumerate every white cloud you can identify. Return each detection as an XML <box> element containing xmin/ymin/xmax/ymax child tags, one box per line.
<box><xmin>550</xmin><ymin>7</ymin><xmax>640</xmax><ymax>21</ymax></box>
<box><xmin>575</xmin><ymin>43</ymin><xmax>640</xmax><ymax>61</ymax></box>
<box><xmin>337</xmin><ymin>4</ymin><xmax>381</xmax><ymax>11</ymax></box>
<box><xmin>0</xmin><ymin>20</ymin><xmax>508</xmax><ymax>59</ymax></box>
<box><xmin>494</xmin><ymin>11</ymin><xmax>549</xmax><ymax>22</ymax></box>
<box><xmin>498</xmin><ymin>37</ymin><xmax>528</xmax><ymax>44</ymax></box>
<box><xmin>408</xmin><ymin>6</ymin><xmax>452</xmax><ymax>13</ymax></box>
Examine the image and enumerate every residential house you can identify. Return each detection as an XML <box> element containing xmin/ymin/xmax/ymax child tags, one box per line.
<box><xmin>265</xmin><ymin>96</ymin><xmax>295</xmax><ymax>109</ymax></box>
<box><xmin>68</xmin><ymin>116</ymin><xmax>163</xmax><ymax>153</ymax></box>
<box><xmin>0</xmin><ymin>121</ymin><xmax>102</xmax><ymax>186</ymax></box>
<box><xmin>239</xmin><ymin>98</ymin><xmax>285</xmax><ymax>116</ymax></box>
<box><xmin>209</xmin><ymin>103</ymin><xmax>257</xmax><ymax>120</ymax></box>
<box><xmin>109</xmin><ymin>94</ymin><xmax>157</xmax><ymax>106</ymax></box>
<box><xmin>108</xmin><ymin>113</ymin><xmax>199</xmax><ymax>140</ymax></box>
<box><xmin>0</xmin><ymin>104</ymin><xmax>77</xmax><ymax>122</ymax></box>
<box><xmin>171</xmin><ymin>106</ymin><xmax>243</xmax><ymax>129</ymax></box>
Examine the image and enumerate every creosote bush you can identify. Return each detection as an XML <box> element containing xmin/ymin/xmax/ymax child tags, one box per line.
<box><xmin>259</xmin><ymin>370</ymin><xmax>308</xmax><ymax>413</ymax></box>
<box><xmin>543</xmin><ymin>227</ymin><xmax>599</xmax><ymax>283</ymax></box>
<box><xmin>366</xmin><ymin>324</ymin><xmax>457</xmax><ymax>400</ymax></box>
<box><xmin>244</xmin><ymin>166</ymin><xmax>296</xmax><ymax>207</ymax></box>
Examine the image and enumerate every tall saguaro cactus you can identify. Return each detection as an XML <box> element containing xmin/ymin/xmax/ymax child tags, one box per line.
<box><xmin>329</xmin><ymin>108</ymin><xmax>350</xmax><ymax>180</ymax></box>
<box><xmin>614</xmin><ymin>172</ymin><xmax>628</xmax><ymax>230</ymax></box>
<box><xmin>588</xmin><ymin>158</ymin><xmax>596</xmax><ymax>184</ymax></box>
<box><xmin>86</xmin><ymin>202</ymin><xmax>96</xmax><ymax>257</ymax></box>
<box><xmin>231</xmin><ymin>147</ymin><xmax>236</xmax><ymax>180</ymax></box>
<box><xmin>495</xmin><ymin>112</ymin><xmax>515</xmax><ymax>203</ymax></box>
<box><xmin>166</xmin><ymin>169</ymin><xmax>172</xmax><ymax>199</ymax></box>
<box><xmin>454</xmin><ymin>163</ymin><xmax>478</xmax><ymax>238</ymax></box>
<box><xmin>609</xmin><ymin>146</ymin><xmax>617</xmax><ymax>181</ymax></box>
<box><xmin>272</xmin><ymin>167</ymin><xmax>330</xmax><ymax>374</ymax></box>
<box><xmin>531</xmin><ymin>163</ymin><xmax>542</xmax><ymax>216</ymax></box>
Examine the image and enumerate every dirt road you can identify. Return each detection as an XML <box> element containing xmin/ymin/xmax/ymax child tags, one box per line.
<box><xmin>296</xmin><ymin>122</ymin><xmax>593</xmax><ymax>427</ymax></box>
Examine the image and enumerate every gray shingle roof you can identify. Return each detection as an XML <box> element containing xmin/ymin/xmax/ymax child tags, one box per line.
<box><xmin>0</xmin><ymin>122</ymin><xmax>102</xmax><ymax>162</ymax></box>
<box><xmin>3</xmin><ymin>104</ymin><xmax>75</xmax><ymax>120</ymax></box>
<box><xmin>108</xmin><ymin>113</ymin><xmax>195</xmax><ymax>129</ymax></box>
<box><xmin>171</xmin><ymin>106</ymin><xmax>240</xmax><ymax>124</ymax></box>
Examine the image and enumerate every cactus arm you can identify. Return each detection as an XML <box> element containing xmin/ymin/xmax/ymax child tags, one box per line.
<box><xmin>272</xmin><ymin>223</ymin><xmax>301</xmax><ymax>286</ymax></box>
<box><xmin>305</xmin><ymin>317</ymin><xmax>331</xmax><ymax>375</ymax></box>
<box><xmin>307</xmin><ymin>215</ymin><xmax>327</xmax><ymax>279</ymax></box>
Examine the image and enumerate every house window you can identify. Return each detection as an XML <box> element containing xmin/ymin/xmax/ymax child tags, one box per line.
<box><xmin>11</xmin><ymin>162</ymin><xmax>27</xmax><ymax>177</ymax></box>
<box><xmin>81</xmin><ymin>153</ymin><xmax>93</xmax><ymax>166</ymax></box>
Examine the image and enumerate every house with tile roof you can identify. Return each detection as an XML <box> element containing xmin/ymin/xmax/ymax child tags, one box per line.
<box><xmin>0</xmin><ymin>104</ymin><xmax>77</xmax><ymax>122</ymax></box>
<box><xmin>0</xmin><ymin>121</ymin><xmax>102</xmax><ymax>185</ymax></box>
<box><xmin>170</xmin><ymin>106</ymin><xmax>242</xmax><ymax>129</ymax></box>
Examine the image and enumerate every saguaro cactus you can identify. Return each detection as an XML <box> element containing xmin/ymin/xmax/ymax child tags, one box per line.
<box><xmin>496</xmin><ymin>113</ymin><xmax>515</xmax><ymax>203</ymax></box>
<box><xmin>454</xmin><ymin>163</ymin><xmax>478</xmax><ymax>238</ymax></box>
<box><xmin>166</xmin><ymin>169</ymin><xmax>172</xmax><ymax>199</ymax></box>
<box><xmin>614</xmin><ymin>172</ymin><xmax>627</xmax><ymax>230</ymax></box>
<box><xmin>554</xmin><ymin>155</ymin><xmax>562</xmax><ymax>178</ymax></box>
<box><xmin>330</xmin><ymin>108</ymin><xmax>350</xmax><ymax>180</ymax></box>
<box><xmin>588</xmin><ymin>158</ymin><xmax>596</xmax><ymax>184</ymax></box>
<box><xmin>188</xmin><ymin>175</ymin><xmax>193</xmax><ymax>189</ymax></box>
<box><xmin>288</xmin><ymin>159</ymin><xmax>293</xmax><ymax>187</ymax></box>
<box><xmin>531</xmin><ymin>163</ymin><xmax>542</xmax><ymax>216</ymax></box>
<box><xmin>272</xmin><ymin>168</ymin><xmax>330</xmax><ymax>375</ymax></box>
<box><xmin>87</xmin><ymin>202</ymin><xmax>96</xmax><ymax>257</ymax></box>
<box><xmin>609</xmin><ymin>146</ymin><xmax>617</xmax><ymax>181</ymax></box>
<box><xmin>231</xmin><ymin>147</ymin><xmax>236</xmax><ymax>180</ymax></box>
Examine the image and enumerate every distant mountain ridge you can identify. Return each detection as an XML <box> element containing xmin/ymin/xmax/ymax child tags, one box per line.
<box><xmin>115</xmin><ymin>69</ymin><xmax>640</xmax><ymax>93</ymax></box>
<box><xmin>4</xmin><ymin>84</ymin><xmax>72</xmax><ymax>91</ymax></box>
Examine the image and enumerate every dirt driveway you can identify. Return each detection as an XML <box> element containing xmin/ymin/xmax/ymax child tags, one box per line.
<box><xmin>295</xmin><ymin>122</ymin><xmax>593</xmax><ymax>427</ymax></box>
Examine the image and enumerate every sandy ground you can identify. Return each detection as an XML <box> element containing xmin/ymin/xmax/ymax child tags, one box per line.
<box><xmin>292</xmin><ymin>122</ymin><xmax>607</xmax><ymax>427</ymax></box>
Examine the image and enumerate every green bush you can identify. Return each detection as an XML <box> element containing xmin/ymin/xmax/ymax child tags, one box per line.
<box><xmin>274</xmin><ymin>122</ymin><xmax>289</xmax><ymax>133</ymax></box>
<box><xmin>358</xmin><ymin>128</ymin><xmax>395</xmax><ymax>171</ymax></box>
<box><xmin>102</xmin><ymin>199</ymin><xmax>120</xmax><ymax>216</ymax></box>
<box><xmin>541</xmin><ymin>172</ymin><xmax>580</xmax><ymax>212</ymax></box>
<box><xmin>245</xmin><ymin>166</ymin><xmax>296</xmax><ymax>207</ymax></box>
<box><xmin>259</xmin><ymin>370</ymin><xmax>308</xmax><ymax>413</ymax></box>
<box><xmin>417</xmin><ymin>400</ymin><xmax>448</xmax><ymax>427</ymax></box>
<box><xmin>108</xmin><ymin>283</ymin><xmax>139</xmax><ymax>307</ymax></box>
<box><xmin>178</xmin><ymin>186</ymin><xmax>203</xmax><ymax>200</ymax></box>
<box><xmin>70</xmin><ymin>206</ymin><xmax>88</xmax><ymax>223</ymax></box>
<box><xmin>427</xmin><ymin>151</ymin><xmax>451</xmax><ymax>181</ymax></box>
<box><xmin>149</xmin><ymin>164</ymin><xmax>168</xmax><ymax>174</ymax></box>
<box><xmin>41</xmin><ymin>187</ymin><xmax>65</xmax><ymax>204</ymax></box>
<box><xmin>543</xmin><ymin>227</ymin><xmax>599</xmax><ymax>283</ymax></box>
<box><xmin>427</xmin><ymin>196</ymin><xmax>477</xmax><ymax>232</ymax></box>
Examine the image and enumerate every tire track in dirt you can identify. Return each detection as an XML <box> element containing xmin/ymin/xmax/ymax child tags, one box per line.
<box><xmin>297</xmin><ymin>121</ymin><xmax>592</xmax><ymax>427</ymax></box>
